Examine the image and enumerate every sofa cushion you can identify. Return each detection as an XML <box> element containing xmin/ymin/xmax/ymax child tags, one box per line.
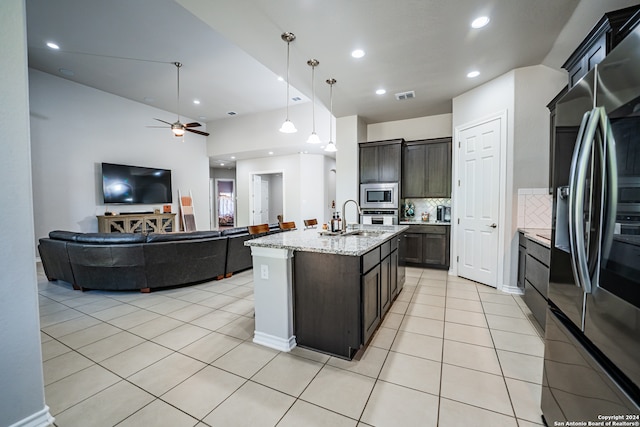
<box><xmin>146</xmin><ymin>230</ymin><xmax>222</xmax><ymax>242</ymax></box>
<box><xmin>49</xmin><ymin>230</ymin><xmax>81</xmax><ymax>241</ymax></box>
<box><xmin>75</xmin><ymin>233</ymin><xmax>146</xmax><ymax>244</ymax></box>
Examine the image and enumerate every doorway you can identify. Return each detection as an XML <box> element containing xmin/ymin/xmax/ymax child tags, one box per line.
<box><xmin>251</xmin><ymin>172</ymin><xmax>283</xmax><ymax>225</ymax></box>
<box><xmin>454</xmin><ymin>112</ymin><xmax>505</xmax><ymax>288</ymax></box>
<box><xmin>213</xmin><ymin>179</ymin><xmax>236</xmax><ymax>230</ymax></box>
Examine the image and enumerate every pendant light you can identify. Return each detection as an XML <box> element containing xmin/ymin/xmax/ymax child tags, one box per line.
<box><xmin>306</xmin><ymin>59</ymin><xmax>321</xmax><ymax>143</ymax></box>
<box><xmin>324</xmin><ymin>78</ymin><xmax>337</xmax><ymax>152</ymax></box>
<box><xmin>279</xmin><ymin>32</ymin><xmax>297</xmax><ymax>133</ymax></box>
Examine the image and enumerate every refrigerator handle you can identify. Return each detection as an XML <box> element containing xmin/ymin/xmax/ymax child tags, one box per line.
<box><xmin>568</xmin><ymin>110</ymin><xmax>593</xmax><ymax>293</ymax></box>
<box><xmin>570</xmin><ymin>107</ymin><xmax>607</xmax><ymax>294</ymax></box>
<box><xmin>600</xmin><ymin>110</ymin><xmax>618</xmax><ymax>261</ymax></box>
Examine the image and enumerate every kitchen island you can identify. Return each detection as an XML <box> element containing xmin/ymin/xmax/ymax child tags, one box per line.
<box><xmin>245</xmin><ymin>224</ymin><xmax>408</xmax><ymax>359</ymax></box>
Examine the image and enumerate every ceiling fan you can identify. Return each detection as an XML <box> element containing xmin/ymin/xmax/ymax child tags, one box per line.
<box><xmin>150</xmin><ymin>62</ymin><xmax>210</xmax><ymax>137</ymax></box>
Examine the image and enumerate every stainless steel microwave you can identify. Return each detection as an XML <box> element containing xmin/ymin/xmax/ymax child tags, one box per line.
<box><xmin>360</xmin><ymin>183</ymin><xmax>398</xmax><ymax>209</ymax></box>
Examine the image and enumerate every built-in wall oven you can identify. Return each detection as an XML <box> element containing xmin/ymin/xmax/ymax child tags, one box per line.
<box><xmin>360</xmin><ymin>182</ymin><xmax>398</xmax><ymax>209</ymax></box>
<box><xmin>361</xmin><ymin>210</ymin><xmax>398</xmax><ymax>225</ymax></box>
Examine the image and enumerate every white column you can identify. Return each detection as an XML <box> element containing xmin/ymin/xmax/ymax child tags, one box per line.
<box><xmin>250</xmin><ymin>246</ymin><xmax>296</xmax><ymax>351</ymax></box>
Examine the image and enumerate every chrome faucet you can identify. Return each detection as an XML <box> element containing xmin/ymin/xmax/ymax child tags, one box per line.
<box><xmin>342</xmin><ymin>199</ymin><xmax>362</xmax><ymax>232</ymax></box>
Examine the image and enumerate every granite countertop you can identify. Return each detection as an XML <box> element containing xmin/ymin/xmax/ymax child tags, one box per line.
<box><xmin>245</xmin><ymin>224</ymin><xmax>409</xmax><ymax>256</ymax></box>
<box><xmin>519</xmin><ymin>228</ymin><xmax>552</xmax><ymax>248</ymax></box>
<box><xmin>400</xmin><ymin>219</ymin><xmax>451</xmax><ymax>226</ymax></box>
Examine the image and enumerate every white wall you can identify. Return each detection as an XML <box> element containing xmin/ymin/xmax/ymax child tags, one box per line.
<box><xmin>1</xmin><ymin>1</ymin><xmax>52</xmax><ymax>426</ymax></box>
<box><xmin>335</xmin><ymin>115</ymin><xmax>365</xmax><ymax>211</ymax></box>
<box><xmin>367</xmin><ymin>113</ymin><xmax>453</xmax><ymax>141</ymax></box>
<box><xmin>29</xmin><ymin>69</ymin><xmax>211</xmax><ymax>243</ymax></box>
<box><xmin>235</xmin><ymin>153</ymin><xmax>335</xmax><ymax>227</ymax></box>
<box><xmin>452</xmin><ymin>65</ymin><xmax>566</xmax><ymax>290</ymax></box>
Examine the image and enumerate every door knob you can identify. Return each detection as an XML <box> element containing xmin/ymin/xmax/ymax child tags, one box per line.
<box><xmin>487</xmin><ymin>223</ymin><xmax>497</xmax><ymax>228</ymax></box>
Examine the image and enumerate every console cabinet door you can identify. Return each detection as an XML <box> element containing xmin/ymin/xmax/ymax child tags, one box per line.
<box><xmin>426</xmin><ymin>142</ymin><xmax>452</xmax><ymax>197</ymax></box>
<box><xmin>402</xmin><ymin>144</ymin><xmax>427</xmax><ymax>197</ymax></box>
<box><xmin>359</xmin><ymin>145</ymin><xmax>379</xmax><ymax>183</ymax></box>
<box><xmin>362</xmin><ymin>265</ymin><xmax>381</xmax><ymax>344</ymax></box>
<box><xmin>379</xmin><ymin>144</ymin><xmax>401</xmax><ymax>183</ymax></box>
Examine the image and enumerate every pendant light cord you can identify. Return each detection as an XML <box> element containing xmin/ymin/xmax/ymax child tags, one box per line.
<box><xmin>175</xmin><ymin>62</ymin><xmax>181</xmax><ymax>122</ymax></box>
<box><xmin>311</xmin><ymin>64</ymin><xmax>316</xmax><ymax>132</ymax></box>
<box><xmin>285</xmin><ymin>41</ymin><xmax>291</xmax><ymax>120</ymax></box>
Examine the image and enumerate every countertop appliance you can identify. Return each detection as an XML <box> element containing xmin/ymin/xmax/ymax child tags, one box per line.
<box><xmin>360</xmin><ymin>182</ymin><xmax>398</xmax><ymax>209</ymax></box>
<box><xmin>543</xmin><ymin>26</ymin><xmax>640</xmax><ymax>424</ymax></box>
<box><xmin>436</xmin><ymin>205</ymin><xmax>451</xmax><ymax>222</ymax></box>
<box><xmin>361</xmin><ymin>209</ymin><xmax>398</xmax><ymax>225</ymax></box>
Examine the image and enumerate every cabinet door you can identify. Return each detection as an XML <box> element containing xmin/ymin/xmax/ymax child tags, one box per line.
<box><xmin>380</xmin><ymin>255</ymin><xmax>391</xmax><ymax>315</ymax></box>
<box><xmin>401</xmin><ymin>233</ymin><xmax>423</xmax><ymax>264</ymax></box>
<box><xmin>426</xmin><ymin>142</ymin><xmax>452</xmax><ymax>197</ymax></box>
<box><xmin>518</xmin><ymin>244</ymin><xmax>526</xmax><ymax>290</ymax></box>
<box><xmin>362</xmin><ymin>265</ymin><xmax>381</xmax><ymax>344</ymax></box>
<box><xmin>402</xmin><ymin>144</ymin><xmax>426</xmax><ymax>197</ymax></box>
<box><xmin>423</xmin><ymin>233</ymin><xmax>447</xmax><ymax>266</ymax></box>
<box><xmin>379</xmin><ymin>144</ymin><xmax>401</xmax><ymax>183</ymax></box>
<box><xmin>360</xmin><ymin>145</ymin><xmax>379</xmax><ymax>183</ymax></box>
<box><xmin>390</xmin><ymin>250</ymin><xmax>398</xmax><ymax>299</ymax></box>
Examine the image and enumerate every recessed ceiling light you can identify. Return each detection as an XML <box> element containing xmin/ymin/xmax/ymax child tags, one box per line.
<box><xmin>58</xmin><ymin>68</ymin><xmax>74</xmax><ymax>77</ymax></box>
<box><xmin>231</xmin><ymin>156</ymin><xmax>236</xmax><ymax>159</ymax></box>
<box><xmin>376</xmin><ymin>89</ymin><xmax>386</xmax><ymax>95</ymax></box>
<box><xmin>193</xmin><ymin>99</ymin><xmax>200</xmax><ymax>105</ymax></box>
<box><xmin>471</xmin><ymin>16</ymin><xmax>490</xmax><ymax>29</ymax></box>
<box><xmin>220</xmin><ymin>163</ymin><xmax>225</xmax><ymax>166</ymax></box>
<box><xmin>351</xmin><ymin>49</ymin><xmax>365</xmax><ymax>58</ymax></box>
<box><xmin>277</xmin><ymin>76</ymin><xmax>284</xmax><ymax>82</ymax></box>
<box><xmin>467</xmin><ymin>70</ymin><xmax>480</xmax><ymax>78</ymax></box>
<box><xmin>268</xmin><ymin>151</ymin><xmax>274</xmax><ymax>155</ymax></box>
<box><xmin>46</xmin><ymin>42</ymin><xmax>60</xmax><ymax>50</ymax></box>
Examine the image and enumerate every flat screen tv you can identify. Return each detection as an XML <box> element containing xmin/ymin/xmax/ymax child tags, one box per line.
<box><xmin>102</xmin><ymin>162</ymin><xmax>172</xmax><ymax>204</ymax></box>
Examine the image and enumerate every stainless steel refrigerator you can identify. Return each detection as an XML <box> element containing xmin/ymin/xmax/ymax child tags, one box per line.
<box><xmin>543</xmin><ymin>26</ymin><xmax>640</xmax><ymax>423</ymax></box>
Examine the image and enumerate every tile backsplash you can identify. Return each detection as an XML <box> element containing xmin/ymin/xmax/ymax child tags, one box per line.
<box><xmin>401</xmin><ymin>198</ymin><xmax>451</xmax><ymax>221</ymax></box>
<box><xmin>517</xmin><ymin>188</ymin><xmax>552</xmax><ymax>229</ymax></box>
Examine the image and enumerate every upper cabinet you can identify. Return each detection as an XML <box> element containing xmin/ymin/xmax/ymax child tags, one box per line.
<box><xmin>562</xmin><ymin>5</ymin><xmax>640</xmax><ymax>89</ymax></box>
<box><xmin>359</xmin><ymin>139</ymin><xmax>403</xmax><ymax>183</ymax></box>
<box><xmin>402</xmin><ymin>138</ymin><xmax>452</xmax><ymax>198</ymax></box>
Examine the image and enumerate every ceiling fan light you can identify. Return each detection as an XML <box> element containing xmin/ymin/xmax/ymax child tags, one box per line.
<box><xmin>324</xmin><ymin>141</ymin><xmax>337</xmax><ymax>152</ymax></box>
<box><xmin>171</xmin><ymin>125</ymin><xmax>185</xmax><ymax>136</ymax></box>
<box><xmin>279</xmin><ymin>119</ymin><xmax>297</xmax><ymax>133</ymax></box>
<box><xmin>307</xmin><ymin>132</ymin><xmax>321</xmax><ymax>144</ymax></box>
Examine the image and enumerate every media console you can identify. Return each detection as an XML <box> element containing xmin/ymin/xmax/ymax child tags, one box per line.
<box><xmin>97</xmin><ymin>213</ymin><xmax>176</xmax><ymax>233</ymax></box>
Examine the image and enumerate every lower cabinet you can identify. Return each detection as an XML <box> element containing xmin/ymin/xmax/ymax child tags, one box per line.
<box><xmin>294</xmin><ymin>237</ymin><xmax>401</xmax><ymax>359</ymax></box>
<box><xmin>400</xmin><ymin>225</ymin><xmax>450</xmax><ymax>269</ymax></box>
<box><xmin>518</xmin><ymin>233</ymin><xmax>551</xmax><ymax>331</ymax></box>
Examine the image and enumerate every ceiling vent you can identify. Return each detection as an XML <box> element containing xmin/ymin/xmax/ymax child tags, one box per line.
<box><xmin>395</xmin><ymin>90</ymin><xmax>415</xmax><ymax>101</ymax></box>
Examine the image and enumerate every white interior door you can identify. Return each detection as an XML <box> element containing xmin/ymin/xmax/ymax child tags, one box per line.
<box><xmin>457</xmin><ymin>117</ymin><xmax>501</xmax><ymax>287</ymax></box>
<box><xmin>261</xmin><ymin>179</ymin><xmax>269</xmax><ymax>223</ymax></box>
<box><xmin>252</xmin><ymin>175</ymin><xmax>262</xmax><ymax>225</ymax></box>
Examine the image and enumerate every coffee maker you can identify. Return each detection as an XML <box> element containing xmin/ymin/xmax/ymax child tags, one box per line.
<box><xmin>436</xmin><ymin>205</ymin><xmax>451</xmax><ymax>222</ymax></box>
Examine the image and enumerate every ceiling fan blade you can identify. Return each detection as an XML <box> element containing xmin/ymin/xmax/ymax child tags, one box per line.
<box><xmin>184</xmin><ymin>122</ymin><xmax>202</xmax><ymax>128</ymax></box>
<box><xmin>154</xmin><ymin>118</ymin><xmax>173</xmax><ymax>125</ymax></box>
<box><xmin>186</xmin><ymin>128</ymin><xmax>210</xmax><ymax>136</ymax></box>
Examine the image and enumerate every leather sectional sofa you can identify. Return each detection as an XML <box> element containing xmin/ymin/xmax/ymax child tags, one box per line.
<box><xmin>38</xmin><ymin>225</ymin><xmax>281</xmax><ymax>292</ymax></box>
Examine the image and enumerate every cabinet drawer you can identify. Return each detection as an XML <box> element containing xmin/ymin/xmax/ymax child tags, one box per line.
<box><xmin>519</xmin><ymin>232</ymin><xmax>527</xmax><ymax>247</ymax></box>
<box><xmin>362</xmin><ymin>247</ymin><xmax>380</xmax><ymax>273</ymax></box>
<box><xmin>523</xmin><ymin>280</ymin><xmax>547</xmax><ymax>331</ymax></box>
<box><xmin>380</xmin><ymin>240</ymin><xmax>391</xmax><ymax>259</ymax></box>
<box><xmin>525</xmin><ymin>254</ymin><xmax>549</xmax><ymax>298</ymax></box>
<box><xmin>408</xmin><ymin>225</ymin><xmax>447</xmax><ymax>234</ymax></box>
<box><xmin>390</xmin><ymin>236</ymin><xmax>399</xmax><ymax>252</ymax></box>
<box><xmin>527</xmin><ymin>239</ymin><xmax>550</xmax><ymax>266</ymax></box>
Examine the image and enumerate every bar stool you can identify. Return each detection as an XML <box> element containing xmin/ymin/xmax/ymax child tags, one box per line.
<box><xmin>248</xmin><ymin>223</ymin><xmax>269</xmax><ymax>235</ymax></box>
<box><xmin>304</xmin><ymin>219</ymin><xmax>318</xmax><ymax>229</ymax></box>
<box><xmin>279</xmin><ymin>221</ymin><xmax>296</xmax><ymax>231</ymax></box>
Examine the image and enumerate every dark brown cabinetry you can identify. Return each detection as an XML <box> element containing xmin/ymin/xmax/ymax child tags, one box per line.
<box><xmin>562</xmin><ymin>5</ymin><xmax>640</xmax><ymax>89</ymax></box>
<box><xmin>400</xmin><ymin>225</ymin><xmax>450</xmax><ymax>269</ymax></box>
<box><xmin>294</xmin><ymin>237</ymin><xmax>401</xmax><ymax>359</ymax></box>
<box><xmin>518</xmin><ymin>233</ymin><xmax>550</xmax><ymax>331</ymax></box>
<box><xmin>402</xmin><ymin>138</ymin><xmax>452</xmax><ymax>198</ymax></box>
<box><xmin>359</xmin><ymin>139</ymin><xmax>402</xmax><ymax>183</ymax></box>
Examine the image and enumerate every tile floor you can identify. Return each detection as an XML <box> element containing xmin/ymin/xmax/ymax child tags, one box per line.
<box><xmin>38</xmin><ymin>265</ymin><xmax>546</xmax><ymax>427</ymax></box>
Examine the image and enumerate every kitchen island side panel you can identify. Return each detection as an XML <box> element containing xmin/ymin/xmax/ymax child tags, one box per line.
<box><xmin>293</xmin><ymin>251</ymin><xmax>362</xmax><ymax>359</ymax></box>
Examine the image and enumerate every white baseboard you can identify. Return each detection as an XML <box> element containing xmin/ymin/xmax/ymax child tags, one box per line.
<box><xmin>253</xmin><ymin>331</ymin><xmax>296</xmax><ymax>352</ymax></box>
<box><xmin>8</xmin><ymin>406</ymin><xmax>54</xmax><ymax>427</ymax></box>
<box><xmin>501</xmin><ymin>284</ymin><xmax>524</xmax><ymax>295</ymax></box>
